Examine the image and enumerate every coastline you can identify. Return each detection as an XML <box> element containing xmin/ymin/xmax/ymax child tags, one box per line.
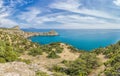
<box><xmin>0</xmin><ymin>26</ymin><xmax>59</xmax><ymax>38</ymax></box>
<box><xmin>0</xmin><ymin>26</ymin><xmax>120</xmax><ymax>76</ymax></box>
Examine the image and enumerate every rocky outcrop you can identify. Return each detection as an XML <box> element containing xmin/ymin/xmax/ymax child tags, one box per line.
<box><xmin>0</xmin><ymin>62</ymin><xmax>35</xmax><ymax>76</ymax></box>
<box><xmin>46</xmin><ymin>30</ymin><xmax>58</xmax><ymax>36</ymax></box>
<box><xmin>12</xmin><ymin>26</ymin><xmax>20</xmax><ymax>30</ymax></box>
<box><xmin>25</xmin><ymin>30</ymin><xmax>58</xmax><ymax>38</ymax></box>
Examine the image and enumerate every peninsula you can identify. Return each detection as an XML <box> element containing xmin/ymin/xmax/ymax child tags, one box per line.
<box><xmin>0</xmin><ymin>26</ymin><xmax>59</xmax><ymax>38</ymax></box>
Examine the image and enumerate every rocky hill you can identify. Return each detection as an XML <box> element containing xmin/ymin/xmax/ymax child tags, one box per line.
<box><xmin>12</xmin><ymin>26</ymin><xmax>20</xmax><ymax>30</ymax></box>
<box><xmin>0</xmin><ymin>26</ymin><xmax>58</xmax><ymax>38</ymax></box>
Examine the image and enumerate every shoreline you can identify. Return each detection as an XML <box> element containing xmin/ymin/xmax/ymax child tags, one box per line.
<box><xmin>0</xmin><ymin>26</ymin><xmax>59</xmax><ymax>38</ymax></box>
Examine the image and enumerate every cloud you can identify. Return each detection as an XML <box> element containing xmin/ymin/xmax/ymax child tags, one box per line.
<box><xmin>18</xmin><ymin>8</ymin><xmax>107</xmax><ymax>26</ymax></box>
<box><xmin>47</xmin><ymin>14</ymin><xmax>108</xmax><ymax>24</ymax></box>
<box><xmin>1</xmin><ymin>0</ymin><xmax>120</xmax><ymax>29</ymax></box>
<box><xmin>16</xmin><ymin>0</ymin><xmax>120</xmax><ymax>29</ymax></box>
<box><xmin>5</xmin><ymin>0</ymin><xmax>33</xmax><ymax>8</ymax></box>
<box><xmin>0</xmin><ymin>0</ymin><xmax>3</xmax><ymax>8</ymax></box>
<box><xmin>0</xmin><ymin>0</ymin><xmax>17</xmax><ymax>27</ymax></box>
<box><xmin>18</xmin><ymin>8</ymin><xmax>41</xmax><ymax>23</ymax></box>
<box><xmin>50</xmin><ymin>0</ymin><xmax>80</xmax><ymax>11</ymax></box>
<box><xmin>113</xmin><ymin>0</ymin><xmax>120</xmax><ymax>6</ymax></box>
<box><xmin>0</xmin><ymin>0</ymin><xmax>33</xmax><ymax>28</ymax></box>
<box><xmin>0</xmin><ymin>18</ymin><xmax>18</xmax><ymax>27</ymax></box>
<box><xmin>0</xmin><ymin>12</ymin><xmax>18</xmax><ymax>28</ymax></box>
<box><xmin>50</xmin><ymin>0</ymin><xmax>115</xmax><ymax>19</ymax></box>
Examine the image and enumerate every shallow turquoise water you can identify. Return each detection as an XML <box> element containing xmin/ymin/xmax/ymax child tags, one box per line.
<box><xmin>23</xmin><ymin>29</ymin><xmax>120</xmax><ymax>51</ymax></box>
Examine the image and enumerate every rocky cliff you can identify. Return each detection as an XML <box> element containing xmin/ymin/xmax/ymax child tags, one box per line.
<box><xmin>0</xmin><ymin>26</ymin><xmax>59</xmax><ymax>38</ymax></box>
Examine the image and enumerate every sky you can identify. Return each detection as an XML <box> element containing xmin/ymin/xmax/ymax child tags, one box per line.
<box><xmin>0</xmin><ymin>0</ymin><xmax>120</xmax><ymax>29</ymax></box>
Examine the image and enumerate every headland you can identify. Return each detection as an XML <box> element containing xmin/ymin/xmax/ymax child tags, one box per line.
<box><xmin>0</xmin><ymin>26</ymin><xmax>59</xmax><ymax>38</ymax></box>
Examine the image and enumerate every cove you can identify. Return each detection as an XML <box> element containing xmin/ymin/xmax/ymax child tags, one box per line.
<box><xmin>23</xmin><ymin>29</ymin><xmax>120</xmax><ymax>51</ymax></box>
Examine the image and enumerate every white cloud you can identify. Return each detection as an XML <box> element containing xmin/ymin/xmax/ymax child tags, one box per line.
<box><xmin>17</xmin><ymin>6</ymin><xmax>113</xmax><ymax>29</ymax></box>
<box><xmin>1</xmin><ymin>0</ymin><xmax>120</xmax><ymax>29</ymax></box>
<box><xmin>36</xmin><ymin>14</ymin><xmax>108</xmax><ymax>24</ymax></box>
<box><xmin>0</xmin><ymin>18</ymin><xmax>18</xmax><ymax>28</ymax></box>
<box><xmin>113</xmin><ymin>0</ymin><xmax>120</xmax><ymax>6</ymax></box>
<box><xmin>49</xmin><ymin>14</ymin><xmax>107</xmax><ymax>24</ymax></box>
<box><xmin>50</xmin><ymin>0</ymin><xmax>80</xmax><ymax>11</ymax></box>
<box><xmin>5</xmin><ymin>0</ymin><xmax>33</xmax><ymax>8</ymax></box>
<box><xmin>0</xmin><ymin>0</ymin><xmax>17</xmax><ymax>27</ymax></box>
<box><xmin>36</xmin><ymin>23</ymin><xmax>120</xmax><ymax>29</ymax></box>
<box><xmin>0</xmin><ymin>12</ymin><xmax>18</xmax><ymax>28</ymax></box>
<box><xmin>0</xmin><ymin>0</ymin><xmax>3</xmax><ymax>8</ymax></box>
<box><xmin>0</xmin><ymin>0</ymin><xmax>33</xmax><ymax>28</ymax></box>
<box><xmin>18</xmin><ymin>8</ymin><xmax>41</xmax><ymax>23</ymax></box>
<box><xmin>50</xmin><ymin>0</ymin><xmax>115</xmax><ymax>19</ymax></box>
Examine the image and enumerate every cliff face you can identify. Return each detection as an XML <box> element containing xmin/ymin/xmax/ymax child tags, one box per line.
<box><xmin>25</xmin><ymin>30</ymin><xmax>58</xmax><ymax>38</ymax></box>
<box><xmin>0</xmin><ymin>26</ymin><xmax>59</xmax><ymax>38</ymax></box>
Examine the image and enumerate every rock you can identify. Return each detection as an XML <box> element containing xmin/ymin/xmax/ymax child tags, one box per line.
<box><xmin>48</xmin><ymin>30</ymin><xmax>58</xmax><ymax>36</ymax></box>
<box><xmin>12</xmin><ymin>26</ymin><xmax>20</xmax><ymax>30</ymax></box>
<box><xmin>0</xmin><ymin>62</ymin><xmax>35</xmax><ymax>76</ymax></box>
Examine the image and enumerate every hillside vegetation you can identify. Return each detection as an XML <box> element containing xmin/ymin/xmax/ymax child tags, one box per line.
<box><xmin>93</xmin><ymin>41</ymin><xmax>120</xmax><ymax>76</ymax></box>
<box><xmin>0</xmin><ymin>28</ymin><xmax>119</xmax><ymax>76</ymax></box>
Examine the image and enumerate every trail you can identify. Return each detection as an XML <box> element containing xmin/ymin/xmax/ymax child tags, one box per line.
<box><xmin>88</xmin><ymin>54</ymin><xmax>108</xmax><ymax>76</ymax></box>
<box><xmin>58</xmin><ymin>43</ymin><xmax>80</xmax><ymax>61</ymax></box>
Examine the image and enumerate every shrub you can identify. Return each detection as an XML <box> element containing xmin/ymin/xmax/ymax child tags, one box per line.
<box><xmin>28</xmin><ymin>47</ymin><xmax>43</xmax><ymax>56</ymax></box>
<box><xmin>47</xmin><ymin>51</ymin><xmax>60</xmax><ymax>59</ymax></box>
<box><xmin>51</xmin><ymin>53</ymin><xmax>100</xmax><ymax>76</ymax></box>
<box><xmin>36</xmin><ymin>71</ymin><xmax>49</xmax><ymax>76</ymax></box>
<box><xmin>5</xmin><ymin>49</ymin><xmax>18</xmax><ymax>62</ymax></box>
<box><xmin>17</xmin><ymin>58</ymin><xmax>31</xmax><ymax>64</ymax></box>
<box><xmin>56</xmin><ymin>48</ymin><xmax>63</xmax><ymax>53</ymax></box>
<box><xmin>53</xmin><ymin>72</ymin><xmax>67</xmax><ymax>76</ymax></box>
<box><xmin>0</xmin><ymin>57</ymin><xmax>6</xmax><ymax>63</ymax></box>
<box><xmin>0</xmin><ymin>41</ymin><xmax>19</xmax><ymax>62</ymax></box>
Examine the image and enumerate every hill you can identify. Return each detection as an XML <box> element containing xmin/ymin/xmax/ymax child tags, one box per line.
<box><xmin>0</xmin><ymin>27</ymin><xmax>119</xmax><ymax>76</ymax></box>
<box><xmin>0</xmin><ymin>26</ymin><xmax>58</xmax><ymax>38</ymax></box>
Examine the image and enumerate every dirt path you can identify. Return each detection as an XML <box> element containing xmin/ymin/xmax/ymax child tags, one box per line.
<box><xmin>89</xmin><ymin>54</ymin><xmax>108</xmax><ymax>76</ymax></box>
<box><xmin>59</xmin><ymin>43</ymin><xmax>80</xmax><ymax>61</ymax></box>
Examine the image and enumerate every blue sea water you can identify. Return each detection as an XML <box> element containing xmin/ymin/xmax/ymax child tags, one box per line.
<box><xmin>22</xmin><ymin>29</ymin><xmax>120</xmax><ymax>51</ymax></box>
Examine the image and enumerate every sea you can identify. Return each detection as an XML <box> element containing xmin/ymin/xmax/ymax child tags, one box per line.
<box><xmin>22</xmin><ymin>29</ymin><xmax>120</xmax><ymax>51</ymax></box>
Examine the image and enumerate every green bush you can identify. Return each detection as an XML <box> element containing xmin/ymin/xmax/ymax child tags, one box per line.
<box><xmin>104</xmin><ymin>54</ymin><xmax>120</xmax><ymax>76</ymax></box>
<box><xmin>0</xmin><ymin>58</ymin><xmax>6</xmax><ymax>63</ymax></box>
<box><xmin>17</xmin><ymin>58</ymin><xmax>31</xmax><ymax>64</ymax></box>
<box><xmin>53</xmin><ymin>72</ymin><xmax>67</xmax><ymax>76</ymax></box>
<box><xmin>52</xmin><ymin>53</ymin><xmax>100</xmax><ymax>76</ymax></box>
<box><xmin>5</xmin><ymin>49</ymin><xmax>18</xmax><ymax>62</ymax></box>
<box><xmin>56</xmin><ymin>48</ymin><xmax>63</xmax><ymax>53</ymax></box>
<box><xmin>36</xmin><ymin>71</ymin><xmax>49</xmax><ymax>76</ymax></box>
<box><xmin>28</xmin><ymin>47</ymin><xmax>43</xmax><ymax>56</ymax></box>
<box><xmin>47</xmin><ymin>51</ymin><xmax>60</xmax><ymax>59</ymax></box>
<box><xmin>51</xmin><ymin>65</ymin><xmax>66</xmax><ymax>72</ymax></box>
<box><xmin>0</xmin><ymin>41</ymin><xmax>19</xmax><ymax>62</ymax></box>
